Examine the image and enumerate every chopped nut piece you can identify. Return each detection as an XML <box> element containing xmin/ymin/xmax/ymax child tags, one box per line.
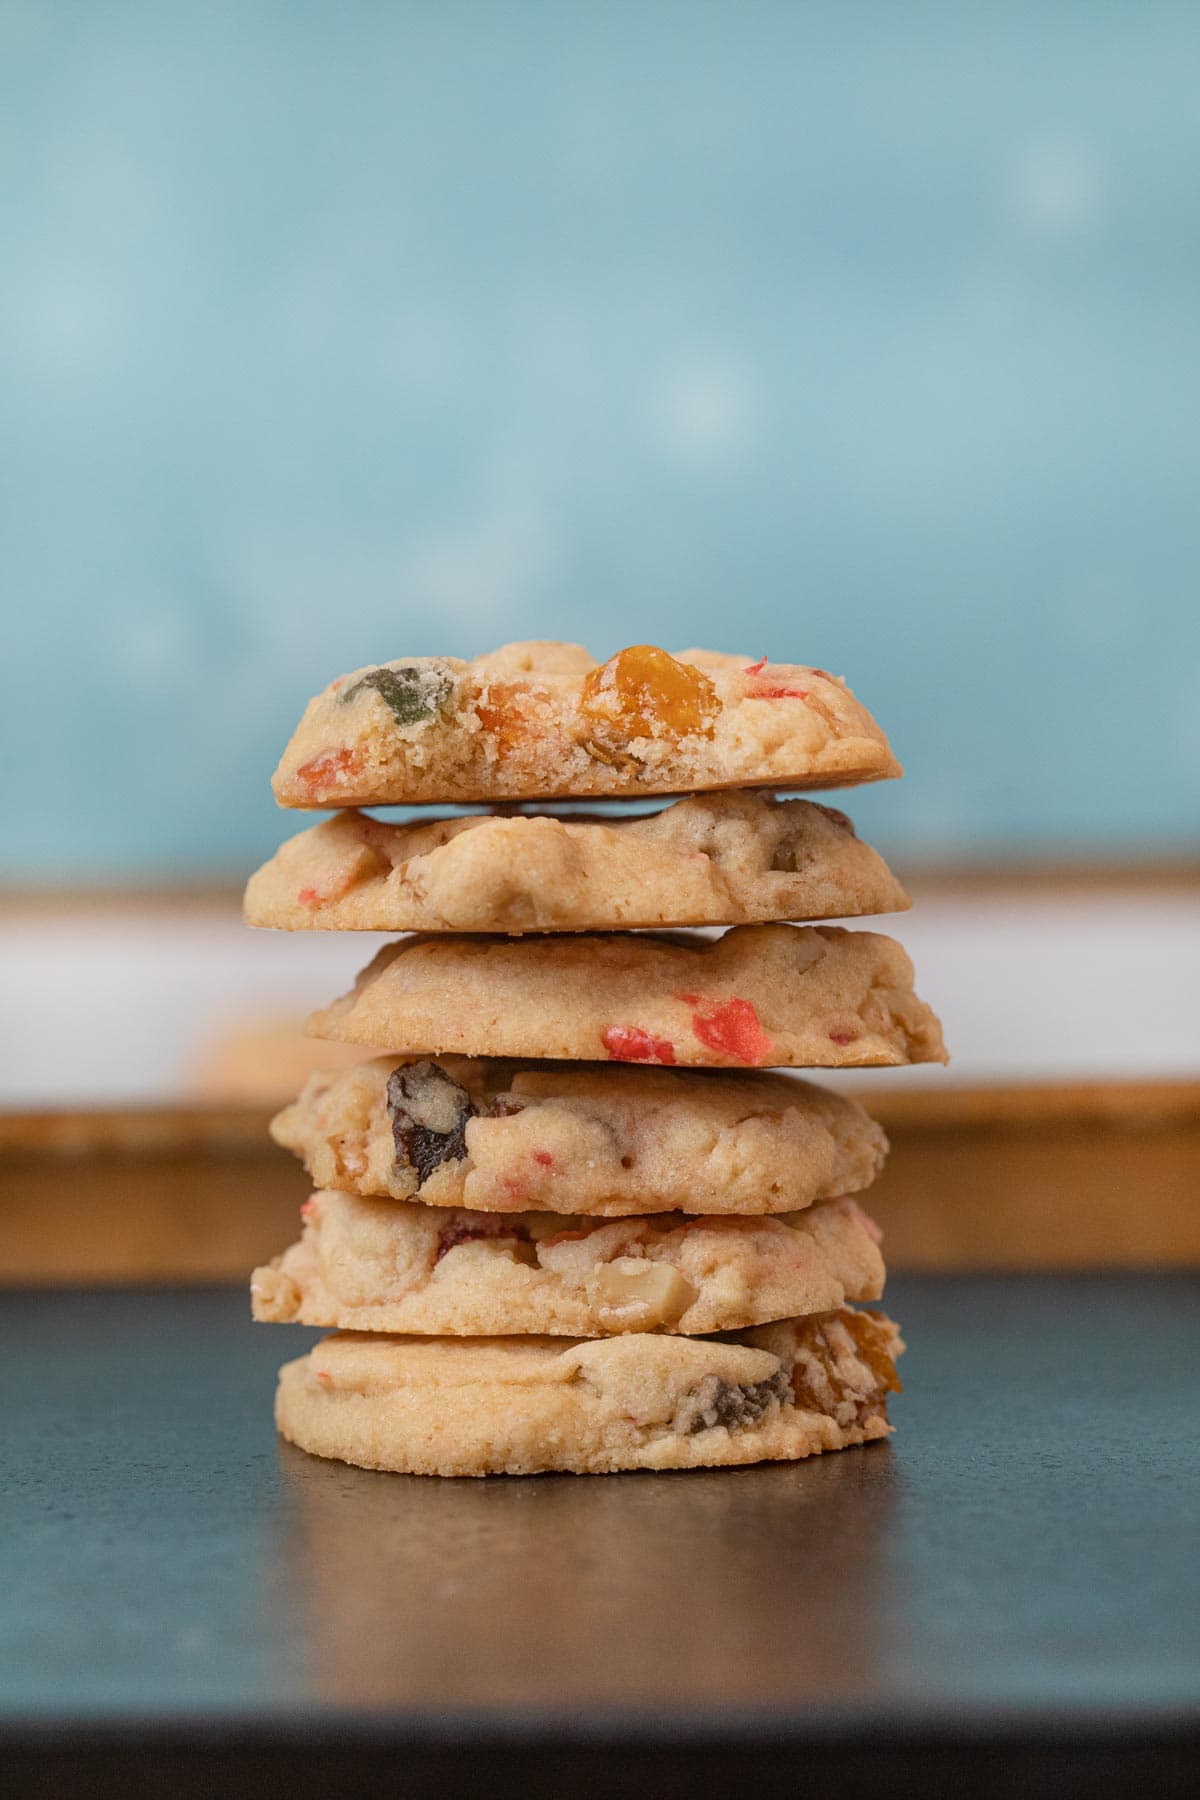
<box><xmin>386</xmin><ymin>1060</ymin><xmax>477</xmax><ymax>1186</ymax></box>
<box><xmin>594</xmin><ymin>1259</ymin><xmax>697</xmax><ymax>1326</ymax></box>
<box><xmin>790</xmin><ymin>1309</ymin><xmax>902</xmax><ymax>1424</ymax></box>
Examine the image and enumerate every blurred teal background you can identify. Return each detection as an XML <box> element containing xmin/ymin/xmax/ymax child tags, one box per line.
<box><xmin>3</xmin><ymin>0</ymin><xmax>1198</xmax><ymax>879</ymax></box>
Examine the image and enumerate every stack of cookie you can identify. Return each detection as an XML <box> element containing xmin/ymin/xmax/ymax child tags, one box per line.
<box><xmin>246</xmin><ymin>642</ymin><xmax>946</xmax><ymax>1477</ymax></box>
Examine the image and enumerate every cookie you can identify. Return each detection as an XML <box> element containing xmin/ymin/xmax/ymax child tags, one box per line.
<box><xmin>307</xmin><ymin>924</ymin><xmax>948</xmax><ymax>1069</ymax></box>
<box><xmin>271</xmin><ymin>641</ymin><xmax>900</xmax><ymax>807</ymax></box>
<box><xmin>251</xmin><ymin>1192</ymin><xmax>885</xmax><ymax>1338</ymax></box>
<box><xmin>244</xmin><ymin>793</ymin><xmax>909</xmax><ymax>934</ymax></box>
<box><xmin>271</xmin><ymin>1056</ymin><xmax>887</xmax><ymax>1216</ymax></box>
<box><xmin>274</xmin><ymin>1306</ymin><xmax>903</xmax><ymax>1476</ymax></box>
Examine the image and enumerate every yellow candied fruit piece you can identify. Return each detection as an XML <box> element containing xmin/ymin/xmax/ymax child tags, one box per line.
<box><xmin>580</xmin><ymin>645</ymin><xmax>720</xmax><ymax>741</ymax></box>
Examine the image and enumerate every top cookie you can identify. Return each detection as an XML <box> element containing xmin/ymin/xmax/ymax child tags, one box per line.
<box><xmin>271</xmin><ymin>641</ymin><xmax>900</xmax><ymax>807</ymax></box>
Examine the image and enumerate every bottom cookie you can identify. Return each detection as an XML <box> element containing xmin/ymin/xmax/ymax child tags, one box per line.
<box><xmin>275</xmin><ymin>1306</ymin><xmax>902</xmax><ymax>1477</ymax></box>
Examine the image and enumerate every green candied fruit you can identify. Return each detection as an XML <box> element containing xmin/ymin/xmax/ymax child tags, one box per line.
<box><xmin>340</xmin><ymin>663</ymin><xmax>454</xmax><ymax>727</ymax></box>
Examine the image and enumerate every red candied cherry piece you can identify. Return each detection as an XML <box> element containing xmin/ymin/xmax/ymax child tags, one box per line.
<box><xmin>678</xmin><ymin>994</ymin><xmax>774</xmax><ymax>1065</ymax></box>
<box><xmin>531</xmin><ymin>1150</ymin><xmax>555</xmax><ymax>1167</ymax></box>
<box><xmin>742</xmin><ymin>659</ymin><xmax>809</xmax><ymax>700</ymax></box>
<box><xmin>297</xmin><ymin>886</ymin><xmax>322</xmax><ymax>908</ymax></box>
<box><xmin>828</xmin><ymin>1027</ymin><xmax>860</xmax><ymax>1046</ymax></box>
<box><xmin>295</xmin><ymin>746</ymin><xmax>364</xmax><ymax>791</ymax></box>
<box><xmin>750</xmin><ymin>678</ymin><xmax>809</xmax><ymax>700</ymax></box>
<box><xmin>602</xmin><ymin>1025</ymin><xmax>677</xmax><ymax>1065</ymax></box>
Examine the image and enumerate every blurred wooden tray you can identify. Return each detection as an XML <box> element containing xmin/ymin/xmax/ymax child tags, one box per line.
<box><xmin>2</xmin><ymin>1079</ymin><xmax>1198</xmax><ymax>1281</ymax></box>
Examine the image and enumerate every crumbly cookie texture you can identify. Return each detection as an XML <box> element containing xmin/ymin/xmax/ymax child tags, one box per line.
<box><xmin>274</xmin><ymin>1306</ymin><xmax>903</xmax><ymax>1477</ymax></box>
<box><xmin>271</xmin><ymin>642</ymin><xmax>900</xmax><ymax>807</ymax></box>
<box><xmin>244</xmin><ymin>794</ymin><xmax>909</xmax><ymax>934</ymax></box>
<box><xmin>251</xmin><ymin>1192</ymin><xmax>885</xmax><ymax>1338</ymax></box>
<box><xmin>271</xmin><ymin>1057</ymin><xmax>888</xmax><ymax>1216</ymax></box>
<box><xmin>307</xmin><ymin>924</ymin><xmax>948</xmax><ymax>1070</ymax></box>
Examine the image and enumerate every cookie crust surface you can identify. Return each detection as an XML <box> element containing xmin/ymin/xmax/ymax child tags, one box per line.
<box><xmin>252</xmin><ymin>1192</ymin><xmax>885</xmax><ymax>1338</ymax></box>
<box><xmin>271</xmin><ymin>1057</ymin><xmax>888</xmax><ymax>1215</ymax></box>
<box><xmin>274</xmin><ymin>1306</ymin><xmax>903</xmax><ymax>1476</ymax></box>
<box><xmin>307</xmin><ymin>924</ymin><xmax>948</xmax><ymax>1070</ymax></box>
<box><xmin>244</xmin><ymin>794</ymin><xmax>909</xmax><ymax>934</ymax></box>
<box><xmin>271</xmin><ymin>642</ymin><xmax>900</xmax><ymax>807</ymax></box>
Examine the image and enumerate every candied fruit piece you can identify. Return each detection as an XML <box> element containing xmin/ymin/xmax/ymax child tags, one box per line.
<box><xmin>678</xmin><ymin>995</ymin><xmax>774</xmax><ymax>1065</ymax></box>
<box><xmin>341</xmin><ymin>664</ymin><xmax>453</xmax><ymax>727</ymax></box>
<box><xmin>435</xmin><ymin>1215</ymin><xmax>529</xmax><ymax>1263</ymax></box>
<box><xmin>743</xmin><ymin>659</ymin><xmax>810</xmax><ymax>700</ymax></box>
<box><xmin>295</xmin><ymin>746</ymin><xmax>365</xmax><ymax>792</ymax></box>
<box><xmin>476</xmin><ymin>680</ymin><xmax>541</xmax><ymax>753</ymax></box>
<box><xmin>387</xmin><ymin>1060</ymin><xmax>477</xmax><ymax>1186</ymax></box>
<box><xmin>580</xmin><ymin>645</ymin><xmax>719</xmax><ymax>741</ymax></box>
<box><xmin>602</xmin><ymin>1025</ymin><xmax>677</xmax><ymax>1064</ymax></box>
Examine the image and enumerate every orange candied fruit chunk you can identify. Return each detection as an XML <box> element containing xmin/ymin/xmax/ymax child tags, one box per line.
<box><xmin>295</xmin><ymin>746</ymin><xmax>365</xmax><ymax>793</ymax></box>
<box><xmin>476</xmin><ymin>680</ymin><xmax>540</xmax><ymax>753</ymax></box>
<box><xmin>580</xmin><ymin>645</ymin><xmax>720</xmax><ymax>741</ymax></box>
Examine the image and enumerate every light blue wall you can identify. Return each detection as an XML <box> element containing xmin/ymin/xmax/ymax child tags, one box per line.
<box><xmin>3</xmin><ymin>1</ymin><xmax>1198</xmax><ymax>876</ymax></box>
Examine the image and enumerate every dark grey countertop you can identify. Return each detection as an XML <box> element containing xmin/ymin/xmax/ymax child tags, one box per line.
<box><xmin>3</xmin><ymin>1276</ymin><xmax>1198</xmax><ymax>1797</ymax></box>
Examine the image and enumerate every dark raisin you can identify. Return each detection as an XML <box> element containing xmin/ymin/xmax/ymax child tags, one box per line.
<box><xmin>342</xmin><ymin>664</ymin><xmax>453</xmax><ymax>727</ymax></box>
<box><xmin>682</xmin><ymin>1370</ymin><xmax>789</xmax><ymax>1434</ymax></box>
<box><xmin>387</xmin><ymin>1061</ymin><xmax>477</xmax><ymax>1186</ymax></box>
